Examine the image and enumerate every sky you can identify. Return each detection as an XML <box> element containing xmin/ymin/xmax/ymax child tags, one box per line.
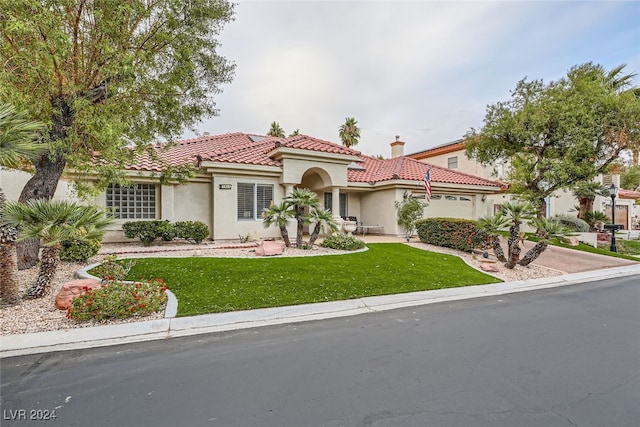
<box><xmin>184</xmin><ymin>0</ymin><xmax>640</xmax><ymax>158</ymax></box>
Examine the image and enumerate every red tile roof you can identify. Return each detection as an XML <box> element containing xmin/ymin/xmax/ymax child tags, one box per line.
<box><xmin>349</xmin><ymin>156</ymin><xmax>503</xmax><ymax>188</ymax></box>
<box><xmin>125</xmin><ymin>133</ymin><xmax>501</xmax><ymax>188</ymax></box>
<box><xmin>127</xmin><ymin>133</ymin><xmax>360</xmax><ymax>172</ymax></box>
<box><xmin>407</xmin><ymin>139</ymin><xmax>466</xmax><ymax>160</ymax></box>
<box><xmin>619</xmin><ymin>189</ymin><xmax>640</xmax><ymax>200</ymax></box>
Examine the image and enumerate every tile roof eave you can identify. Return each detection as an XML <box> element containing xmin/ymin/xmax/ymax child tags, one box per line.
<box><xmin>268</xmin><ymin>146</ymin><xmax>361</xmax><ymax>163</ymax></box>
<box><xmin>199</xmin><ymin>160</ymin><xmax>283</xmax><ymax>176</ymax></box>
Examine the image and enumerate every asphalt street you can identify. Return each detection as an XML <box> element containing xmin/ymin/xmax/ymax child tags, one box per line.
<box><xmin>2</xmin><ymin>275</ymin><xmax>639</xmax><ymax>427</ymax></box>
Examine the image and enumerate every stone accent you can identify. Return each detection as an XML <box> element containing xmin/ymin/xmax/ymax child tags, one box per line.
<box><xmin>479</xmin><ymin>262</ymin><xmax>500</xmax><ymax>272</ymax></box>
<box><xmin>55</xmin><ymin>279</ymin><xmax>101</xmax><ymax>310</ymax></box>
<box><xmin>255</xmin><ymin>240</ymin><xmax>286</xmax><ymax>256</ymax></box>
<box><xmin>566</xmin><ymin>236</ymin><xmax>580</xmax><ymax>246</ymax></box>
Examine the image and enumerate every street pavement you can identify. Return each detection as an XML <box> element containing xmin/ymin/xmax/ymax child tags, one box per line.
<box><xmin>2</xmin><ymin>276</ymin><xmax>639</xmax><ymax>427</ymax></box>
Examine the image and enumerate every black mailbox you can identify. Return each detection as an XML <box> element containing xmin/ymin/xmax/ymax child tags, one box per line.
<box><xmin>603</xmin><ymin>224</ymin><xmax>624</xmax><ymax>231</ymax></box>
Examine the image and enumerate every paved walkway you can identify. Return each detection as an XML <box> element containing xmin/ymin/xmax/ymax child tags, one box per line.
<box><xmin>2</xmin><ymin>235</ymin><xmax>639</xmax><ymax>358</ymax></box>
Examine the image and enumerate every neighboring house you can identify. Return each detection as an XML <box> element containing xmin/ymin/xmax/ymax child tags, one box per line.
<box><xmin>408</xmin><ymin>139</ymin><xmax>640</xmax><ymax>229</ymax></box>
<box><xmin>1</xmin><ymin>133</ymin><xmax>504</xmax><ymax>242</ymax></box>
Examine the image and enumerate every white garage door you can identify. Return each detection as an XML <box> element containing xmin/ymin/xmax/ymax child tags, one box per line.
<box><xmin>424</xmin><ymin>194</ymin><xmax>474</xmax><ymax>220</ymax></box>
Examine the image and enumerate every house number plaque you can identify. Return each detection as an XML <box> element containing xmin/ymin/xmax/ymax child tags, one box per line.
<box><xmin>219</xmin><ymin>184</ymin><xmax>232</xmax><ymax>190</ymax></box>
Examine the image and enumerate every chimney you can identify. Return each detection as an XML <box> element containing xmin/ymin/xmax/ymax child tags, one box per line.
<box><xmin>202</xmin><ymin>132</ymin><xmax>211</xmax><ymax>137</ymax></box>
<box><xmin>390</xmin><ymin>135</ymin><xmax>405</xmax><ymax>158</ymax></box>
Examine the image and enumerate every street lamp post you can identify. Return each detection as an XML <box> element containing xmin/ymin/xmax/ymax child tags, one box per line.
<box><xmin>609</xmin><ymin>183</ymin><xmax>619</xmax><ymax>253</ymax></box>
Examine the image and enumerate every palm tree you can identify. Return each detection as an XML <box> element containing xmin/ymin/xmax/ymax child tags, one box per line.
<box><xmin>518</xmin><ymin>218</ymin><xmax>569</xmax><ymax>267</ymax></box>
<box><xmin>338</xmin><ymin>117</ymin><xmax>361</xmax><ymax>148</ymax></box>
<box><xmin>0</xmin><ymin>104</ymin><xmax>46</xmax><ymax>304</ymax></box>
<box><xmin>307</xmin><ymin>208</ymin><xmax>338</xmax><ymax>247</ymax></box>
<box><xmin>262</xmin><ymin>201</ymin><xmax>294</xmax><ymax>247</ymax></box>
<box><xmin>500</xmin><ymin>201</ymin><xmax>537</xmax><ymax>269</ymax></box>
<box><xmin>572</xmin><ymin>182</ymin><xmax>609</xmax><ymax>219</ymax></box>
<box><xmin>1</xmin><ymin>200</ymin><xmax>112</xmax><ymax>298</ymax></box>
<box><xmin>288</xmin><ymin>129</ymin><xmax>300</xmax><ymax>137</ymax></box>
<box><xmin>285</xmin><ymin>188</ymin><xmax>320</xmax><ymax>248</ymax></box>
<box><xmin>477</xmin><ymin>214</ymin><xmax>510</xmax><ymax>262</ymax></box>
<box><xmin>267</xmin><ymin>121</ymin><xmax>285</xmax><ymax>138</ymax></box>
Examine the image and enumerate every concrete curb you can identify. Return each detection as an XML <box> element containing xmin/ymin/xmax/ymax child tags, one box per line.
<box><xmin>2</xmin><ymin>264</ymin><xmax>640</xmax><ymax>358</ymax></box>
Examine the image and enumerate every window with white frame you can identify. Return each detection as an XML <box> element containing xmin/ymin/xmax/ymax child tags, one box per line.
<box><xmin>323</xmin><ymin>192</ymin><xmax>348</xmax><ymax>217</ymax></box>
<box><xmin>237</xmin><ymin>183</ymin><xmax>274</xmax><ymax>220</ymax></box>
<box><xmin>106</xmin><ymin>184</ymin><xmax>157</xmax><ymax>219</ymax></box>
<box><xmin>447</xmin><ymin>156</ymin><xmax>458</xmax><ymax>169</ymax></box>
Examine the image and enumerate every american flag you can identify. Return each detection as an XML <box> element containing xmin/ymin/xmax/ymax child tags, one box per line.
<box><xmin>424</xmin><ymin>166</ymin><xmax>432</xmax><ymax>201</ymax></box>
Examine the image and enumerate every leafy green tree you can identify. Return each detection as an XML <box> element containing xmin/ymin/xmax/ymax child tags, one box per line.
<box><xmin>572</xmin><ymin>182</ymin><xmax>609</xmax><ymax>219</ymax></box>
<box><xmin>0</xmin><ymin>104</ymin><xmax>46</xmax><ymax>303</ymax></box>
<box><xmin>1</xmin><ymin>0</ymin><xmax>235</xmax><ymax>267</ymax></box>
<box><xmin>285</xmin><ymin>188</ymin><xmax>320</xmax><ymax>248</ymax></box>
<box><xmin>262</xmin><ymin>201</ymin><xmax>294</xmax><ymax>247</ymax></box>
<box><xmin>466</xmin><ymin>63</ymin><xmax>640</xmax><ymax>219</ymax></box>
<box><xmin>307</xmin><ymin>208</ymin><xmax>338</xmax><ymax>247</ymax></box>
<box><xmin>1</xmin><ymin>200</ymin><xmax>112</xmax><ymax>298</ymax></box>
<box><xmin>267</xmin><ymin>122</ymin><xmax>285</xmax><ymax>138</ymax></box>
<box><xmin>338</xmin><ymin>117</ymin><xmax>361</xmax><ymax>148</ymax></box>
<box><xmin>621</xmin><ymin>165</ymin><xmax>640</xmax><ymax>190</ymax></box>
<box><xmin>394</xmin><ymin>191</ymin><xmax>426</xmax><ymax>241</ymax></box>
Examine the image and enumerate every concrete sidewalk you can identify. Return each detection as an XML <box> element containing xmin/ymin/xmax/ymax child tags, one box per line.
<box><xmin>3</xmin><ymin>259</ymin><xmax>640</xmax><ymax>358</ymax></box>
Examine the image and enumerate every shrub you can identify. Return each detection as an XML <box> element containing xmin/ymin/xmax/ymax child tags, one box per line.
<box><xmin>416</xmin><ymin>217</ymin><xmax>489</xmax><ymax>252</ymax></box>
<box><xmin>159</xmin><ymin>222</ymin><xmax>177</xmax><ymax>241</ymax></box>
<box><xmin>91</xmin><ymin>254</ymin><xmax>137</xmax><ymax>281</ymax></box>
<box><xmin>173</xmin><ymin>221</ymin><xmax>209</xmax><ymax>244</ymax></box>
<box><xmin>122</xmin><ymin>220</ymin><xmax>171</xmax><ymax>246</ymax></box>
<box><xmin>66</xmin><ymin>278</ymin><xmax>168</xmax><ymax>322</ymax></box>
<box><xmin>60</xmin><ymin>238</ymin><xmax>102</xmax><ymax>262</ymax></box>
<box><xmin>552</xmin><ymin>215</ymin><xmax>590</xmax><ymax>232</ymax></box>
<box><xmin>320</xmin><ymin>234</ymin><xmax>365</xmax><ymax>251</ymax></box>
<box><xmin>583</xmin><ymin>211</ymin><xmax>610</xmax><ymax>228</ymax></box>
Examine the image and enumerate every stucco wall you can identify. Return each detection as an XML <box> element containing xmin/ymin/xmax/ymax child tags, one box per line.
<box><xmin>212</xmin><ymin>176</ymin><xmax>284</xmax><ymax>241</ymax></box>
<box><xmin>0</xmin><ymin>168</ymin><xmax>77</xmax><ymax>202</ymax></box>
<box><xmin>359</xmin><ymin>189</ymin><xmax>402</xmax><ymax>235</ymax></box>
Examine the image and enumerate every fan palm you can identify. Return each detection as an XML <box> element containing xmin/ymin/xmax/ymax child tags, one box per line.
<box><xmin>338</xmin><ymin>117</ymin><xmax>361</xmax><ymax>148</ymax></box>
<box><xmin>307</xmin><ymin>208</ymin><xmax>338</xmax><ymax>247</ymax></box>
<box><xmin>500</xmin><ymin>201</ymin><xmax>537</xmax><ymax>268</ymax></box>
<box><xmin>262</xmin><ymin>201</ymin><xmax>295</xmax><ymax>247</ymax></box>
<box><xmin>572</xmin><ymin>182</ymin><xmax>609</xmax><ymax>219</ymax></box>
<box><xmin>477</xmin><ymin>214</ymin><xmax>510</xmax><ymax>262</ymax></box>
<box><xmin>267</xmin><ymin>121</ymin><xmax>285</xmax><ymax>138</ymax></box>
<box><xmin>285</xmin><ymin>188</ymin><xmax>320</xmax><ymax>248</ymax></box>
<box><xmin>0</xmin><ymin>104</ymin><xmax>46</xmax><ymax>304</ymax></box>
<box><xmin>1</xmin><ymin>200</ymin><xmax>113</xmax><ymax>298</ymax></box>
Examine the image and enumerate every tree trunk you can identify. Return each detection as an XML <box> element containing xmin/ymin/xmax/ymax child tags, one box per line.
<box><xmin>307</xmin><ymin>224</ymin><xmax>321</xmax><ymax>247</ymax></box>
<box><xmin>17</xmin><ymin>98</ymin><xmax>73</xmax><ymax>269</ymax></box>
<box><xmin>0</xmin><ymin>189</ymin><xmax>20</xmax><ymax>304</ymax></box>
<box><xmin>505</xmin><ymin>223</ymin><xmax>522</xmax><ymax>269</ymax></box>
<box><xmin>491</xmin><ymin>237</ymin><xmax>507</xmax><ymax>262</ymax></box>
<box><xmin>26</xmin><ymin>244</ymin><xmax>60</xmax><ymax>298</ymax></box>
<box><xmin>295</xmin><ymin>206</ymin><xmax>304</xmax><ymax>248</ymax></box>
<box><xmin>518</xmin><ymin>241</ymin><xmax>548</xmax><ymax>267</ymax></box>
<box><xmin>279</xmin><ymin>225</ymin><xmax>291</xmax><ymax>247</ymax></box>
<box><xmin>577</xmin><ymin>197</ymin><xmax>595</xmax><ymax>219</ymax></box>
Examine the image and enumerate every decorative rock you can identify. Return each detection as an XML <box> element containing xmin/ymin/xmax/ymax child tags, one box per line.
<box><xmin>479</xmin><ymin>262</ymin><xmax>500</xmax><ymax>272</ymax></box>
<box><xmin>255</xmin><ymin>240</ymin><xmax>286</xmax><ymax>256</ymax></box>
<box><xmin>55</xmin><ymin>279</ymin><xmax>101</xmax><ymax>310</ymax></box>
<box><xmin>566</xmin><ymin>236</ymin><xmax>580</xmax><ymax>246</ymax></box>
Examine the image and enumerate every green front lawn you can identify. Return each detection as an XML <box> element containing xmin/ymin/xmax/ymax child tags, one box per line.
<box><xmin>123</xmin><ymin>243</ymin><xmax>501</xmax><ymax>317</ymax></box>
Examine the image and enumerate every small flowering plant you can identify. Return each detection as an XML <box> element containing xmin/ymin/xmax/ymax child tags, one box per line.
<box><xmin>67</xmin><ymin>278</ymin><xmax>168</xmax><ymax>322</ymax></box>
<box><xmin>91</xmin><ymin>254</ymin><xmax>137</xmax><ymax>282</ymax></box>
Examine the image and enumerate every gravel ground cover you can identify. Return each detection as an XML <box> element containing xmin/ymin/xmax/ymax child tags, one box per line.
<box><xmin>1</xmin><ymin>240</ymin><xmax>561</xmax><ymax>335</ymax></box>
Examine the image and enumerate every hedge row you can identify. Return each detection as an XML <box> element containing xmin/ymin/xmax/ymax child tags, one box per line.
<box><xmin>122</xmin><ymin>220</ymin><xmax>209</xmax><ymax>246</ymax></box>
<box><xmin>415</xmin><ymin>217</ymin><xmax>489</xmax><ymax>252</ymax></box>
